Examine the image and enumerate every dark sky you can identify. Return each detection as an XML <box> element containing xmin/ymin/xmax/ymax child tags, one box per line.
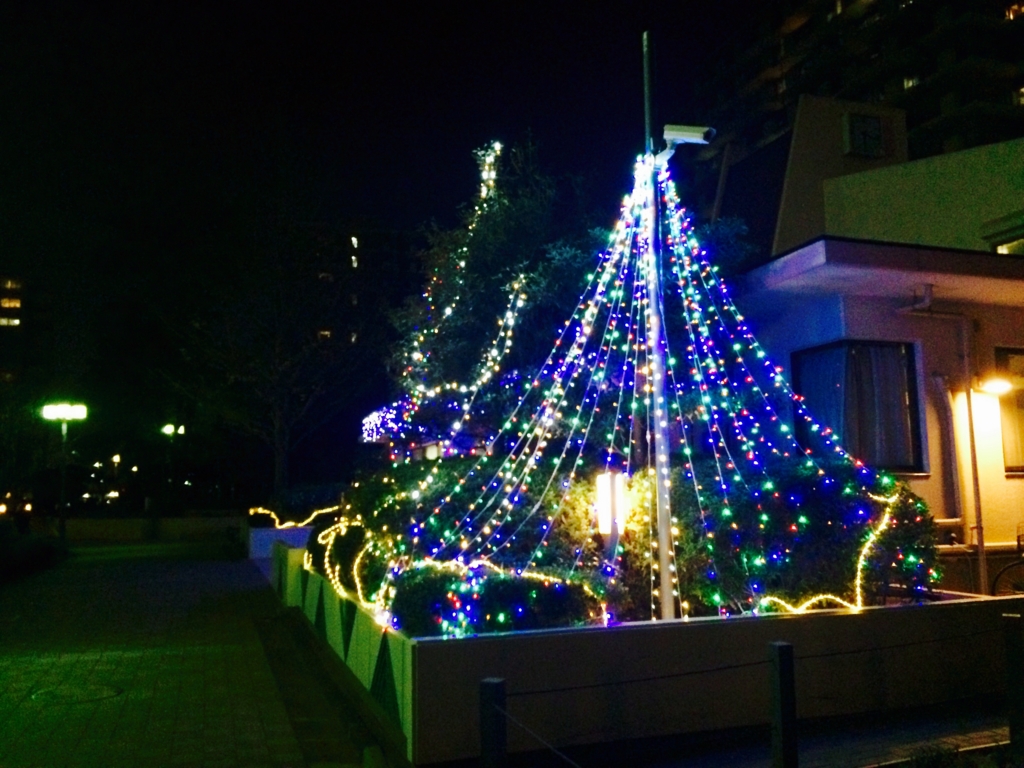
<box><xmin>0</xmin><ymin>1</ymin><xmax>755</xmax><ymax>489</ymax></box>
<box><xmin>1</xmin><ymin>0</ymin><xmax>749</xmax><ymax>266</ymax></box>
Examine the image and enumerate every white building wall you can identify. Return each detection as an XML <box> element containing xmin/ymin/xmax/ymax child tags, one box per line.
<box><xmin>746</xmin><ymin>292</ymin><xmax>1024</xmax><ymax>547</ymax></box>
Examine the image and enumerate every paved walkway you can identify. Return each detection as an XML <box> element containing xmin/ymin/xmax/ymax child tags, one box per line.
<box><xmin>0</xmin><ymin>544</ymin><xmax>1012</xmax><ymax>768</ymax></box>
<box><xmin>0</xmin><ymin>544</ymin><xmax>378</xmax><ymax>768</ymax></box>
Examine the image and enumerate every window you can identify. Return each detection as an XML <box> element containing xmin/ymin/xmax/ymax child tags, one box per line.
<box><xmin>2</xmin><ymin>279</ymin><xmax>21</xmax><ymax>290</ymax></box>
<box><xmin>1008</xmin><ymin>4</ymin><xmax>1023</xmax><ymax>21</ymax></box>
<box><xmin>0</xmin><ymin>298</ymin><xmax>20</xmax><ymax>308</ymax></box>
<box><xmin>996</xmin><ymin>348</ymin><xmax>1024</xmax><ymax>472</ymax></box>
<box><xmin>903</xmin><ymin>76</ymin><xmax>920</xmax><ymax>90</ymax></box>
<box><xmin>317</xmin><ymin>329</ymin><xmax>332</xmax><ymax>340</ymax></box>
<box><xmin>0</xmin><ymin>318</ymin><xmax>20</xmax><ymax>327</ymax></box>
<box><xmin>793</xmin><ymin>341</ymin><xmax>922</xmax><ymax>471</ymax></box>
<box><xmin>844</xmin><ymin>114</ymin><xmax>885</xmax><ymax>158</ymax></box>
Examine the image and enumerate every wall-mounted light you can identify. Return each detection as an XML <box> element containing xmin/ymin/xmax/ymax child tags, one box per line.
<box><xmin>979</xmin><ymin>378</ymin><xmax>1013</xmax><ymax>395</ymax></box>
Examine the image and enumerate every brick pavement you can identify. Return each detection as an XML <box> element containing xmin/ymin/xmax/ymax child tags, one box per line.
<box><xmin>0</xmin><ymin>545</ymin><xmax>373</xmax><ymax>768</ymax></box>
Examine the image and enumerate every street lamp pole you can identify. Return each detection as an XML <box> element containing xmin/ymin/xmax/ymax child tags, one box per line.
<box><xmin>42</xmin><ymin>403</ymin><xmax>87</xmax><ymax>542</ymax></box>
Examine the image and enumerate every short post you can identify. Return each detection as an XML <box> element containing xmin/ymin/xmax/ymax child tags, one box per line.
<box><xmin>480</xmin><ymin>677</ymin><xmax>507</xmax><ymax>768</ymax></box>
<box><xmin>1004</xmin><ymin>614</ymin><xmax>1024</xmax><ymax>759</ymax></box>
<box><xmin>771</xmin><ymin>641</ymin><xmax>798</xmax><ymax>768</ymax></box>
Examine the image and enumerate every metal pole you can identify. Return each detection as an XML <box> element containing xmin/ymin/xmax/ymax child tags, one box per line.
<box><xmin>59</xmin><ymin>420</ymin><xmax>67</xmax><ymax>542</ymax></box>
<box><xmin>480</xmin><ymin>678</ymin><xmax>507</xmax><ymax>768</ymax></box>
<box><xmin>1005</xmin><ymin>614</ymin><xmax>1024</xmax><ymax>759</ymax></box>
<box><xmin>643</xmin><ymin>31</ymin><xmax>653</xmax><ymax>154</ymax></box>
<box><xmin>962</xmin><ymin>318</ymin><xmax>988</xmax><ymax>591</ymax></box>
<box><xmin>771</xmin><ymin>642</ymin><xmax>798</xmax><ymax>768</ymax></box>
<box><xmin>642</xmin><ymin>31</ymin><xmax>676</xmax><ymax>620</ymax></box>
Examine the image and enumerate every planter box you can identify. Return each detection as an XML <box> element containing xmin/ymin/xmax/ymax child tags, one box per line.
<box><xmin>247</xmin><ymin>524</ymin><xmax>313</xmax><ymax>558</ymax></box>
<box><xmin>271</xmin><ymin>543</ymin><xmax>1022</xmax><ymax>766</ymax></box>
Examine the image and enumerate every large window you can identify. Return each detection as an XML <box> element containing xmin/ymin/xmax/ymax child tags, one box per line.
<box><xmin>792</xmin><ymin>341</ymin><xmax>922</xmax><ymax>471</ymax></box>
<box><xmin>996</xmin><ymin>348</ymin><xmax>1024</xmax><ymax>472</ymax></box>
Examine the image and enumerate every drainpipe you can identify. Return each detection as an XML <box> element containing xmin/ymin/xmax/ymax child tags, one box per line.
<box><xmin>930</xmin><ymin>375</ymin><xmax>964</xmax><ymax>525</ymax></box>
<box><xmin>899</xmin><ymin>286</ymin><xmax>988</xmax><ymax>592</ymax></box>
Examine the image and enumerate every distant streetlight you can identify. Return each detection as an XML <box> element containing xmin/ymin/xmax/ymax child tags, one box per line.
<box><xmin>42</xmin><ymin>402</ymin><xmax>87</xmax><ymax>541</ymax></box>
<box><xmin>161</xmin><ymin>423</ymin><xmax>185</xmax><ymax>488</ymax></box>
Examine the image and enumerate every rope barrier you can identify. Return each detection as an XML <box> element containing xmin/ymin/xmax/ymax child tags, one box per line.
<box><xmin>493</xmin><ymin>703</ymin><xmax>583</xmax><ymax>768</ymax></box>
<box><xmin>507</xmin><ymin>625</ymin><xmax>1004</xmax><ymax>698</ymax></box>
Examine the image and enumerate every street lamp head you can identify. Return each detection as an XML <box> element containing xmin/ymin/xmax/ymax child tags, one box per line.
<box><xmin>161</xmin><ymin>424</ymin><xmax>175</xmax><ymax>435</ymax></box>
<box><xmin>42</xmin><ymin>403</ymin><xmax>87</xmax><ymax>421</ymax></box>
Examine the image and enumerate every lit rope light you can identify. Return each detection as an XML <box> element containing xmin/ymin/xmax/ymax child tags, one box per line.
<box><xmin>249</xmin><ymin>505</ymin><xmax>341</xmax><ymax>529</ymax></box>
<box><xmin>759</xmin><ymin>493</ymin><xmax>897</xmax><ymax>614</ymax></box>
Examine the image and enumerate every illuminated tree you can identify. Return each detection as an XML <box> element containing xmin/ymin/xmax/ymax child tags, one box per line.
<box><xmin>316</xmin><ymin>148</ymin><xmax>937</xmax><ymax>637</ymax></box>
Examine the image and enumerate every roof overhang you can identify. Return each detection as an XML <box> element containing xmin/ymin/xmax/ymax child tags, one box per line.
<box><xmin>738</xmin><ymin>237</ymin><xmax>1024</xmax><ymax>307</ymax></box>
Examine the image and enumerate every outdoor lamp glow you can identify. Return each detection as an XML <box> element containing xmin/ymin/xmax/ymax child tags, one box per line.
<box><xmin>42</xmin><ymin>403</ymin><xmax>87</xmax><ymax>421</ymax></box>
<box><xmin>161</xmin><ymin>424</ymin><xmax>175</xmax><ymax>435</ymax></box>
<box><xmin>596</xmin><ymin>471</ymin><xmax>629</xmax><ymax>536</ymax></box>
<box><xmin>980</xmin><ymin>378</ymin><xmax>1013</xmax><ymax>395</ymax></box>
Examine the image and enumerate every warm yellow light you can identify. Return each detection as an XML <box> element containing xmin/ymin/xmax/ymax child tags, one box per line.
<box><xmin>42</xmin><ymin>403</ymin><xmax>87</xmax><ymax>421</ymax></box>
<box><xmin>596</xmin><ymin>471</ymin><xmax>628</xmax><ymax>535</ymax></box>
<box><xmin>980</xmin><ymin>378</ymin><xmax>1013</xmax><ymax>395</ymax></box>
<box><xmin>0</xmin><ymin>504</ymin><xmax>6</xmax><ymax>514</ymax></box>
<box><xmin>112</xmin><ymin>454</ymin><xmax>121</xmax><ymax>464</ymax></box>
<box><xmin>161</xmin><ymin>424</ymin><xmax>175</xmax><ymax>435</ymax></box>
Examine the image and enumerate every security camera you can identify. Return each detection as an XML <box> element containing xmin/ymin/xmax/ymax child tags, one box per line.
<box><xmin>663</xmin><ymin>125</ymin><xmax>716</xmax><ymax>145</ymax></box>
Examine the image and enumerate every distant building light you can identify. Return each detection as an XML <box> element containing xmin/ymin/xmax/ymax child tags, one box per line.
<box><xmin>903</xmin><ymin>76</ymin><xmax>920</xmax><ymax>90</ymax></box>
<box><xmin>131</xmin><ymin>466</ymin><xmax>138</xmax><ymax>472</ymax></box>
<box><xmin>351</xmin><ymin>255</ymin><xmax>358</xmax><ymax>268</ymax></box>
<box><xmin>0</xmin><ymin>318</ymin><xmax>20</xmax><ymax>326</ymax></box>
<box><xmin>112</xmin><ymin>454</ymin><xmax>121</xmax><ymax>464</ymax></box>
<box><xmin>351</xmin><ymin>236</ymin><xmax>358</xmax><ymax>248</ymax></box>
<box><xmin>318</xmin><ymin>329</ymin><xmax>332</xmax><ymax>340</ymax></box>
<box><xmin>161</xmin><ymin>424</ymin><xmax>175</xmax><ymax>435</ymax></box>
<box><xmin>1008</xmin><ymin>4</ymin><xmax>1023</xmax><ymax>21</ymax></box>
<box><xmin>2</xmin><ymin>279</ymin><xmax>21</xmax><ymax>290</ymax></box>
<box><xmin>0</xmin><ymin>298</ymin><xmax>20</xmax><ymax>308</ymax></box>
<box><xmin>177</xmin><ymin>425</ymin><xmax>185</xmax><ymax>435</ymax></box>
<box><xmin>350</xmin><ymin>332</ymin><xmax>358</xmax><ymax>344</ymax></box>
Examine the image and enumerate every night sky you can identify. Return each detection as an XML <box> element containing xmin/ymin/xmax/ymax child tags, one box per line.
<box><xmin>0</xmin><ymin>1</ymin><xmax>751</xmax><ymax>494</ymax></box>
<box><xmin>2</xmin><ymin>1</ymin><xmax>748</xmax><ymax>250</ymax></box>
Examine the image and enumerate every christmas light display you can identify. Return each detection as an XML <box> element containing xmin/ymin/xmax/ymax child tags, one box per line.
<box><xmin>307</xmin><ymin>146</ymin><xmax>937</xmax><ymax>637</ymax></box>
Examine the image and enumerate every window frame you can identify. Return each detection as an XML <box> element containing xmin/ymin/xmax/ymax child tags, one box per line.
<box><xmin>995</xmin><ymin>346</ymin><xmax>1024</xmax><ymax>473</ymax></box>
<box><xmin>791</xmin><ymin>339</ymin><xmax>924</xmax><ymax>473</ymax></box>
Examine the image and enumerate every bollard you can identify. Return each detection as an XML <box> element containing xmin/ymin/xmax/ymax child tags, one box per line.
<box><xmin>771</xmin><ymin>641</ymin><xmax>798</xmax><ymax>768</ymax></box>
<box><xmin>1005</xmin><ymin>614</ymin><xmax>1024</xmax><ymax>759</ymax></box>
<box><xmin>480</xmin><ymin>677</ymin><xmax>507</xmax><ymax>768</ymax></box>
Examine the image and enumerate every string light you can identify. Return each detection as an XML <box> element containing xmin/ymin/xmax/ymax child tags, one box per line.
<box><xmin>307</xmin><ymin>148</ymin><xmax>937</xmax><ymax>637</ymax></box>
